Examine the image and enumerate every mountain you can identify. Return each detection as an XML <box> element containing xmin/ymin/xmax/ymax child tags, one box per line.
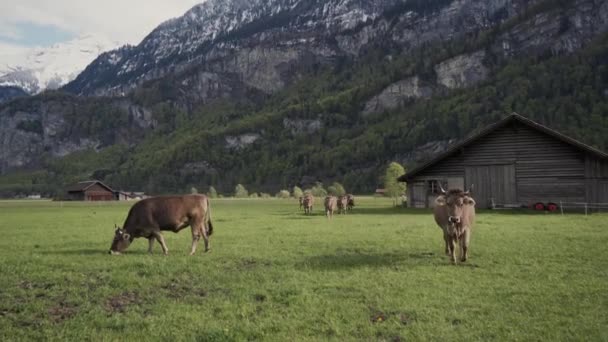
<box><xmin>1</xmin><ymin>0</ymin><xmax>608</xmax><ymax>196</ymax></box>
<box><xmin>0</xmin><ymin>34</ymin><xmax>120</xmax><ymax>96</ymax></box>
<box><xmin>64</xmin><ymin>0</ymin><xmax>537</xmax><ymax>97</ymax></box>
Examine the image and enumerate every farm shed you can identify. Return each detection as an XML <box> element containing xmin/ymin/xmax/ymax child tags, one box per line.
<box><xmin>65</xmin><ymin>181</ymin><xmax>116</xmax><ymax>201</ymax></box>
<box><xmin>398</xmin><ymin>113</ymin><xmax>608</xmax><ymax>209</ymax></box>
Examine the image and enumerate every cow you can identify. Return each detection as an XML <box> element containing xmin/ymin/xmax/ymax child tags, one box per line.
<box><xmin>324</xmin><ymin>196</ymin><xmax>338</xmax><ymax>219</ymax></box>
<box><xmin>337</xmin><ymin>195</ymin><xmax>348</xmax><ymax>214</ymax></box>
<box><xmin>302</xmin><ymin>194</ymin><xmax>314</xmax><ymax>214</ymax></box>
<box><xmin>299</xmin><ymin>196</ymin><xmax>304</xmax><ymax>210</ymax></box>
<box><xmin>346</xmin><ymin>194</ymin><xmax>355</xmax><ymax>211</ymax></box>
<box><xmin>433</xmin><ymin>187</ymin><xmax>476</xmax><ymax>264</ymax></box>
<box><xmin>109</xmin><ymin>194</ymin><xmax>213</xmax><ymax>256</ymax></box>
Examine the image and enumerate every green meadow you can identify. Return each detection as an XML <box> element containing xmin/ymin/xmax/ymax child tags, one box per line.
<box><xmin>0</xmin><ymin>198</ymin><xmax>606</xmax><ymax>341</ymax></box>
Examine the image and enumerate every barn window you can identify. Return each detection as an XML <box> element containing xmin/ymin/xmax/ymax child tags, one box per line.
<box><xmin>427</xmin><ymin>180</ymin><xmax>448</xmax><ymax>194</ymax></box>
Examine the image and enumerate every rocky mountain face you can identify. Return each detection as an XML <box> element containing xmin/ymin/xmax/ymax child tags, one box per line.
<box><xmin>65</xmin><ymin>0</ymin><xmax>540</xmax><ymax>98</ymax></box>
<box><xmin>0</xmin><ymin>86</ymin><xmax>28</xmax><ymax>104</ymax></box>
<box><xmin>0</xmin><ymin>93</ymin><xmax>154</xmax><ymax>173</ymax></box>
<box><xmin>0</xmin><ymin>35</ymin><xmax>120</xmax><ymax>95</ymax></box>
<box><xmin>1</xmin><ymin>0</ymin><xmax>608</xmax><ymax>192</ymax></box>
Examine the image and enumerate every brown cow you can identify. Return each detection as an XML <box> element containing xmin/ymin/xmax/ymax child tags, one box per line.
<box><xmin>337</xmin><ymin>195</ymin><xmax>348</xmax><ymax>214</ymax></box>
<box><xmin>324</xmin><ymin>196</ymin><xmax>338</xmax><ymax>219</ymax></box>
<box><xmin>346</xmin><ymin>194</ymin><xmax>355</xmax><ymax>211</ymax></box>
<box><xmin>302</xmin><ymin>194</ymin><xmax>314</xmax><ymax>214</ymax></box>
<box><xmin>109</xmin><ymin>194</ymin><xmax>213</xmax><ymax>256</ymax></box>
<box><xmin>433</xmin><ymin>188</ymin><xmax>476</xmax><ymax>264</ymax></box>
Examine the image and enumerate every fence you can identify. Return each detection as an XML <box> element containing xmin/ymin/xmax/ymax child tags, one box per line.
<box><xmin>559</xmin><ymin>201</ymin><xmax>608</xmax><ymax>215</ymax></box>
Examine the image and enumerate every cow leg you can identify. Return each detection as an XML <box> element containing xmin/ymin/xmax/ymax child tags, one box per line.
<box><xmin>447</xmin><ymin>236</ymin><xmax>456</xmax><ymax>264</ymax></box>
<box><xmin>189</xmin><ymin>224</ymin><xmax>201</xmax><ymax>256</ymax></box>
<box><xmin>153</xmin><ymin>232</ymin><xmax>169</xmax><ymax>255</ymax></box>
<box><xmin>148</xmin><ymin>237</ymin><xmax>155</xmax><ymax>254</ymax></box>
<box><xmin>443</xmin><ymin>230</ymin><xmax>450</xmax><ymax>255</ymax></box>
<box><xmin>201</xmin><ymin>223</ymin><xmax>210</xmax><ymax>253</ymax></box>
<box><xmin>461</xmin><ymin>229</ymin><xmax>471</xmax><ymax>262</ymax></box>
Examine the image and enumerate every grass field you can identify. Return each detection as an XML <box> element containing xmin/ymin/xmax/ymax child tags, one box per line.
<box><xmin>0</xmin><ymin>198</ymin><xmax>607</xmax><ymax>341</ymax></box>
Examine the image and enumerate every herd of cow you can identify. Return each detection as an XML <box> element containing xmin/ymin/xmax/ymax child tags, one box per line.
<box><xmin>109</xmin><ymin>187</ymin><xmax>476</xmax><ymax>264</ymax></box>
<box><xmin>299</xmin><ymin>193</ymin><xmax>355</xmax><ymax>218</ymax></box>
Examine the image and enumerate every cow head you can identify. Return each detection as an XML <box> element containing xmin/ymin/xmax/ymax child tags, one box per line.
<box><xmin>109</xmin><ymin>225</ymin><xmax>132</xmax><ymax>255</ymax></box>
<box><xmin>435</xmin><ymin>188</ymin><xmax>475</xmax><ymax>226</ymax></box>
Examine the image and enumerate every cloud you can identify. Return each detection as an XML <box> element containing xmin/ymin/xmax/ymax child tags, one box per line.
<box><xmin>0</xmin><ymin>0</ymin><xmax>204</xmax><ymax>46</ymax></box>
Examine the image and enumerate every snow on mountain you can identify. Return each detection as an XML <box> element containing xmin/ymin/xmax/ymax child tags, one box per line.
<box><xmin>0</xmin><ymin>34</ymin><xmax>121</xmax><ymax>94</ymax></box>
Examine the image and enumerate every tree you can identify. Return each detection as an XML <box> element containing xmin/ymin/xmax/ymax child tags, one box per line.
<box><xmin>308</xmin><ymin>182</ymin><xmax>328</xmax><ymax>197</ymax></box>
<box><xmin>276</xmin><ymin>190</ymin><xmax>290</xmax><ymax>199</ymax></box>
<box><xmin>190</xmin><ymin>186</ymin><xmax>198</xmax><ymax>194</ymax></box>
<box><xmin>384</xmin><ymin>162</ymin><xmax>406</xmax><ymax>206</ymax></box>
<box><xmin>327</xmin><ymin>182</ymin><xmax>346</xmax><ymax>196</ymax></box>
<box><xmin>207</xmin><ymin>186</ymin><xmax>218</xmax><ymax>198</ymax></box>
<box><xmin>292</xmin><ymin>186</ymin><xmax>303</xmax><ymax>198</ymax></box>
<box><xmin>234</xmin><ymin>184</ymin><xmax>249</xmax><ymax>198</ymax></box>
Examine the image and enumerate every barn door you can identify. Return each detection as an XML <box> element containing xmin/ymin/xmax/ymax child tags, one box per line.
<box><xmin>465</xmin><ymin>164</ymin><xmax>516</xmax><ymax>208</ymax></box>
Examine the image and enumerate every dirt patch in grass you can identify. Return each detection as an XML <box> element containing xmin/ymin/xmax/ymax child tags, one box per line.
<box><xmin>162</xmin><ymin>281</ymin><xmax>207</xmax><ymax>299</ymax></box>
<box><xmin>105</xmin><ymin>291</ymin><xmax>142</xmax><ymax>313</ymax></box>
<box><xmin>18</xmin><ymin>280</ymin><xmax>54</xmax><ymax>290</ymax></box>
<box><xmin>253</xmin><ymin>294</ymin><xmax>267</xmax><ymax>302</ymax></box>
<box><xmin>48</xmin><ymin>300</ymin><xmax>78</xmax><ymax>323</ymax></box>
<box><xmin>369</xmin><ymin>307</ymin><xmax>415</xmax><ymax>325</ymax></box>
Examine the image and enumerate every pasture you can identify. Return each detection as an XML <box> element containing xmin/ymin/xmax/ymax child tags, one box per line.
<box><xmin>0</xmin><ymin>198</ymin><xmax>607</xmax><ymax>341</ymax></box>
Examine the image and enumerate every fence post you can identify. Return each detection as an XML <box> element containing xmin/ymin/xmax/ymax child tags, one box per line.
<box><xmin>560</xmin><ymin>201</ymin><xmax>563</xmax><ymax>215</ymax></box>
<box><xmin>585</xmin><ymin>203</ymin><xmax>588</xmax><ymax>216</ymax></box>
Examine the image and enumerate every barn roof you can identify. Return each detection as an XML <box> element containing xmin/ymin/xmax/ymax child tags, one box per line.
<box><xmin>398</xmin><ymin>113</ymin><xmax>608</xmax><ymax>182</ymax></box>
<box><xmin>66</xmin><ymin>180</ymin><xmax>115</xmax><ymax>193</ymax></box>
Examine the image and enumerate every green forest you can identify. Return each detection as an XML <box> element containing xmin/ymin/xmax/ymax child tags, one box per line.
<box><xmin>1</xmin><ymin>25</ymin><xmax>607</xmax><ymax>197</ymax></box>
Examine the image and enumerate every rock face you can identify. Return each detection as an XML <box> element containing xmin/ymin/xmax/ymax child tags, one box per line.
<box><xmin>435</xmin><ymin>51</ymin><xmax>489</xmax><ymax>89</ymax></box>
<box><xmin>0</xmin><ymin>95</ymin><xmax>154</xmax><ymax>173</ymax></box>
<box><xmin>0</xmin><ymin>86</ymin><xmax>28</xmax><ymax>104</ymax></box>
<box><xmin>64</xmin><ymin>0</ymin><xmax>548</xmax><ymax>100</ymax></box>
<box><xmin>363</xmin><ymin>77</ymin><xmax>433</xmax><ymax>116</ymax></box>
<box><xmin>283</xmin><ymin>118</ymin><xmax>322</xmax><ymax>135</ymax></box>
<box><xmin>225</xmin><ymin>133</ymin><xmax>261</xmax><ymax>149</ymax></box>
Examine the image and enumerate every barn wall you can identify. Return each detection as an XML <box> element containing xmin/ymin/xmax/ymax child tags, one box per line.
<box><xmin>410</xmin><ymin>121</ymin><xmax>595</xmax><ymax>207</ymax></box>
<box><xmin>585</xmin><ymin>157</ymin><xmax>608</xmax><ymax>203</ymax></box>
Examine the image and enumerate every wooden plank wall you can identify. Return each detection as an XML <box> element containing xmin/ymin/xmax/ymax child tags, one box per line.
<box><xmin>413</xmin><ymin>121</ymin><xmax>593</xmax><ymax>206</ymax></box>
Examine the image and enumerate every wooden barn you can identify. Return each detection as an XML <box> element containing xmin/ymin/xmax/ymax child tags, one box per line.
<box><xmin>66</xmin><ymin>181</ymin><xmax>116</xmax><ymax>201</ymax></box>
<box><xmin>399</xmin><ymin>113</ymin><xmax>608</xmax><ymax>209</ymax></box>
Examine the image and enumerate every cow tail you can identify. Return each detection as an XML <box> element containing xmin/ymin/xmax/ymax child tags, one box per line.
<box><xmin>205</xmin><ymin>198</ymin><xmax>213</xmax><ymax>236</ymax></box>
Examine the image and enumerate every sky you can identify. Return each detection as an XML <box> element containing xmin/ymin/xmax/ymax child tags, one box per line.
<box><xmin>0</xmin><ymin>0</ymin><xmax>204</xmax><ymax>52</ymax></box>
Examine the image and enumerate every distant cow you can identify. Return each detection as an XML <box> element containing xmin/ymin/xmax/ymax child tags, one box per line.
<box><xmin>433</xmin><ymin>187</ymin><xmax>476</xmax><ymax>264</ymax></box>
<box><xmin>346</xmin><ymin>194</ymin><xmax>355</xmax><ymax>211</ymax></box>
<box><xmin>299</xmin><ymin>196</ymin><xmax>304</xmax><ymax>210</ymax></box>
<box><xmin>109</xmin><ymin>194</ymin><xmax>213</xmax><ymax>256</ymax></box>
<box><xmin>337</xmin><ymin>195</ymin><xmax>348</xmax><ymax>214</ymax></box>
<box><xmin>302</xmin><ymin>194</ymin><xmax>314</xmax><ymax>214</ymax></box>
<box><xmin>324</xmin><ymin>196</ymin><xmax>338</xmax><ymax>219</ymax></box>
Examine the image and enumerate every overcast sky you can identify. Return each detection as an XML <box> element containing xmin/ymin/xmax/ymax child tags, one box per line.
<box><xmin>0</xmin><ymin>0</ymin><xmax>204</xmax><ymax>52</ymax></box>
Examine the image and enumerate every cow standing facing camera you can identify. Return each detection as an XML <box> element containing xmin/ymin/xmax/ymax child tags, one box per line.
<box><xmin>109</xmin><ymin>194</ymin><xmax>213</xmax><ymax>256</ymax></box>
<box><xmin>433</xmin><ymin>187</ymin><xmax>476</xmax><ymax>264</ymax></box>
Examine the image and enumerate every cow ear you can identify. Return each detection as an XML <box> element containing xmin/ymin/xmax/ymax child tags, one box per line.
<box><xmin>465</xmin><ymin>197</ymin><xmax>476</xmax><ymax>206</ymax></box>
<box><xmin>123</xmin><ymin>233</ymin><xmax>131</xmax><ymax>241</ymax></box>
<box><xmin>435</xmin><ymin>196</ymin><xmax>446</xmax><ymax>206</ymax></box>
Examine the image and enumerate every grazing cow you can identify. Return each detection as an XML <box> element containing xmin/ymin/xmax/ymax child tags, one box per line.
<box><xmin>346</xmin><ymin>194</ymin><xmax>355</xmax><ymax>211</ymax></box>
<box><xmin>324</xmin><ymin>196</ymin><xmax>338</xmax><ymax>219</ymax></box>
<box><xmin>433</xmin><ymin>187</ymin><xmax>476</xmax><ymax>264</ymax></box>
<box><xmin>302</xmin><ymin>194</ymin><xmax>314</xmax><ymax>214</ymax></box>
<box><xmin>337</xmin><ymin>195</ymin><xmax>348</xmax><ymax>214</ymax></box>
<box><xmin>109</xmin><ymin>194</ymin><xmax>213</xmax><ymax>256</ymax></box>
